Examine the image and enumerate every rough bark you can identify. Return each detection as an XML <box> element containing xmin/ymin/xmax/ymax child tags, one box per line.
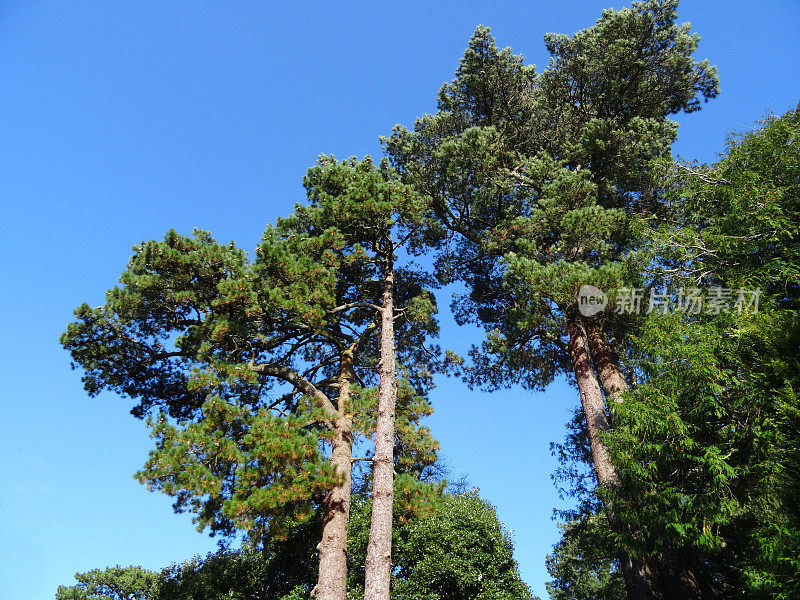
<box><xmin>363</xmin><ymin>267</ymin><xmax>397</xmax><ymax>600</ymax></box>
<box><xmin>568</xmin><ymin>314</ymin><xmax>658</xmax><ymax>600</ymax></box>
<box><xmin>586</xmin><ymin>322</ymin><xmax>700</xmax><ymax>600</ymax></box>
<box><xmin>585</xmin><ymin>321</ymin><xmax>628</xmax><ymax>404</ymax></box>
<box><xmin>567</xmin><ymin>314</ymin><xmax>617</xmax><ymax>487</ymax></box>
<box><xmin>315</xmin><ymin>352</ymin><xmax>355</xmax><ymax>600</ymax></box>
<box><xmin>660</xmin><ymin>554</ymin><xmax>702</xmax><ymax>600</ymax></box>
<box><xmin>620</xmin><ymin>553</ymin><xmax>658</xmax><ymax>600</ymax></box>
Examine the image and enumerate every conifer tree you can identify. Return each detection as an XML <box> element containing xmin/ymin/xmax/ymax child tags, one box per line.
<box><xmin>384</xmin><ymin>2</ymin><xmax>718</xmax><ymax>597</ymax></box>
<box><xmin>61</xmin><ymin>228</ymin><xmax>364</xmax><ymax>599</ymax></box>
<box><xmin>61</xmin><ymin>159</ymin><xmax>440</xmax><ymax>600</ymax></box>
<box><xmin>589</xmin><ymin>105</ymin><xmax>800</xmax><ymax>598</ymax></box>
<box><xmin>293</xmin><ymin>155</ymin><xmax>441</xmax><ymax>600</ymax></box>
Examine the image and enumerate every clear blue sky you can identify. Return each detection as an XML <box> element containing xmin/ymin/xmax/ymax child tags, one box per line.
<box><xmin>0</xmin><ymin>2</ymin><xmax>797</xmax><ymax>598</ymax></box>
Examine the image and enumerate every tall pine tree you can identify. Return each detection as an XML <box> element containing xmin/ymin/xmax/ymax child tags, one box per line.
<box><xmin>384</xmin><ymin>2</ymin><xmax>718</xmax><ymax>597</ymax></box>
<box><xmin>288</xmin><ymin>155</ymin><xmax>442</xmax><ymax>600</ymax></box>
<box><xmin>61</xmin><ymin>158</ymin><xmax>441</xmax><ymax>600</ymax></box>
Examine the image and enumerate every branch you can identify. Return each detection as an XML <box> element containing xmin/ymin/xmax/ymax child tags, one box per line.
<box><xmin>329</xmin><ymin>302</ymin><xmax>383</xmax><ymax>314</ymax></box>
<box><xmin>675</xmin><ymin>162</ymin><xmax>731</xmax><ymax>185</ymax></box>
<box><xmin>432</xmin><ymin>197</ymin><xmax>482</xmax><ymax>244</ymax></box>
<box><xmin>151</xmin><ymin>350</ymin><xmax>192</xmax><ymax>361</ymax></box>
<box><xmin>249</xmin><ymin>362</ymin><xmax>336</xmax><ymax>418</ymax></box>
<box><xmin>275</xmin><ymin>333</ymin><xmax>316</xmax><ymax>365</ymax></box>
<box><xmin>352</xmin><ymin>320</ymin><xmax>379</xmax><ymax>354</ymax></box>
<box><xmin>509</xmin><ymin>166</ymin><xmax>537</xmax><ymax>187</ymax></box>
<box><xmin>392</xmin><ymin>229</ymin><xmax>416</xmax><ymax>253</ymax></box>
<box><xmin>302</xmin><ymin>358</ymin><xmax>338</xmax><ymax>382</ymax></box>
<box><xmin>267</xmin><ymin>391</ymin><xmax>296</xmax><ymax>410</ymax></box>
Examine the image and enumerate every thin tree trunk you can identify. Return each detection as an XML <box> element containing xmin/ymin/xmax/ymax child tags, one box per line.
<box><xmin>567</xmin><ymin>313</ymin><xmax>655</xmax><ymax>600</ymax></box>
<box><xmin>364</xmin><ymin>266</ymin><xmax>397</xmax><ymax>600</ymax></box>
<box><xmin>315</xmin><ymin>353</ymin><xmax>355</xmax><ymax>600</ymax></box>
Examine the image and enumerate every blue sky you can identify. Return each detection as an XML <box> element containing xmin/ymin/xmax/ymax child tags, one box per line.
<box><xmin>0</xmin><ymin>1</ymin><xmax>797</xmax><ymax>598</ymax></box>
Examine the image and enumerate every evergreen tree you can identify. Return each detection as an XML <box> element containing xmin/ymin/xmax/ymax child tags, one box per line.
<box><xmin>61</xmin><ymin>159</ymin><xmax>440</xmax><ymax>600</ymax></box>
<box><xmin>384</xmin><ymin>2</ymin><xmax>717</xmax><ymax>597</ymax></box>
<box><xmin>605</xmin><ymin>105</ymin><xmax>800</xmax><ymax>598</ymax></box>
<box><xmin>284</xmin><ymin>155</ymin><xmax>442</xmax><ymax>600</ymax></box>
<box><xmin>548</xmin><ymin>105</ymin><xmax>800</xmax><ymax>598</ymax></box>
<box><xmin>61</xmin><ymin>227</ymin><xmax>362</xmax><ymax>599</ymax></box>
<box><xmin>545</xmin><ymin>514</ymin><xmax>625</xmax><ymax>600</ymax></box>
<box><xmin>56</xmin><ymin>566</ymin><xmax>160</xmax><ymax>600</ymax></box>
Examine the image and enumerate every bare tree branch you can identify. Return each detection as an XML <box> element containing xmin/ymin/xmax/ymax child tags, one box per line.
<box><xmin>249</xmin><ymin>362</ymin><xmax>336</xmax><ymax>418</ymax></box>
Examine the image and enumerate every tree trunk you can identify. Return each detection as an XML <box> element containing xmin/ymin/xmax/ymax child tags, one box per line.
<box><xmin>364</xmin><ymin>267</ymin><xmax>397</xmax><ymax>600</ymax></box>
<box><xmin>567</xmin><ymin>314</ymin><xmax>656</xmax><ymax>600</ymax></box>
<box><xmin>620</xmin><ymin>553</ymin><xmax>658</xmax><ymax>600</ymax></box>
<box><xmin>585</xmin><ymin>322</ymin><xmax>701</xmax><ymax>600</ymax></box>
<box><xmin>567</xmin><ymin>314</ymin><xmax>617</xmax><ymax>487</ymax></box>
<box><xmin>585</xmin><ymin>321</ymin><xmax>627</xmax><ymax>404</ymax></box>
<box><xmin>660</xmin><ymin>554</ymin><xmax>702</xmax><ymax>600</ymax></box>
<box><xmin>315</xmin><ymin>354</ymin><xmax>355</xmax><ymax>600</ymax></box>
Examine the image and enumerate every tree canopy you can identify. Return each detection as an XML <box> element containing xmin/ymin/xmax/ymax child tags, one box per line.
<box><xmin>548</xmin><ymin>104</ymin><xmax>800</xmax><ymax>599</ymax></box>
<box><xmin>58</xmin><ymin>2</ymin><xmax>799</xmax><ymax>599</ymax></box>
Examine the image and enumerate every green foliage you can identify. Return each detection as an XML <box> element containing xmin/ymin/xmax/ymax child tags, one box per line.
<box><xmin>55</xmin><ymin>566</ymin><xmax>160</xmax><ymax>600</ymax></box>
<box><xmin>608</xmin><ymin>314</ymin><xmax>742</xmax><ymax>549</ymax></box>
<box><xmin>60</xmin><ymin>5</ymin><xmax>800</xmax><ymax>599</ymax></box>
<box><xmin>384</xmin><ymin>0</ymin><xmax>718</xmax><ymax>392</ymax></box>
<box><xmin>282</xmin><ymin>154</ymin><xmax>444</xmax><ymax>396</ymax></box>
<box><xmin>55</xmin><ymin>548</ymin><xmax>304</xmax><ymax>600</ymax></box>
<box><xmin>157</xmin><ymin>549</ymin><xmax>274</xmax><ymax>600</ymax></box>
<box><xmin>62</xmin><ymin>227</ymin><xmax>343</xmax><ymax>542</ymax></box>
<box><xmin>664</xmin><ymin>105</ymin><xmax>800</xmax><ymax>308</ymax></box>
<box><xmin>353</xmin><ymin>491</ymin><xmax>537</xmax><ymax>600</ymax></box>
<box><xmin>545</xmin><ymin>515</ymin><xmax>625</xmax><ymax>600</ymax></box>
<box><xmin>646</xmin><ymin>105</ymin><xmax>800</xmax><ymax>597</ymax></box>
<box><xmin>57</xmin><ymin>493</ymin><xmax>533</xmax><ymax>600</ymax></box>
<box><xmin>550</xmin><ymin>105</ymin><xmax>800</xmax><ymax>597</ymax></box>
<box><xmin>61</xmin><ymin>156</ymin><xmax>442</xmax><ymax>547</ymax></box>
<box><xmin>595</xmin><ymin>309</ymin><xmax>800</xmax><ymax>597</ymax></box>
<box><xmin>381</xmin><ymin>4</ymin><xmax>728</xmax><ymax>596</ymax></box>
<box><xmin>389</xmin><ymin>493</ymin><xmax>534</xmax><ymax>600</ymax></box>
<box><xmin>137</xmin><ymin>398</ymin><xmax>336</xmax><ymax>539</ymax></box>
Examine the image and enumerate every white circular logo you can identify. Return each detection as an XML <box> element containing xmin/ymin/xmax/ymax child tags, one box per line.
<box><xmin>578</xmin><ymin>285</ymin><xmax>608</xmax><ymax>316</ymax></box>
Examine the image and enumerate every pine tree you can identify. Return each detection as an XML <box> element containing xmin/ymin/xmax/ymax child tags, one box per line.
<box><xmin>56</xmin><ymin>566</ymin><xmax>160</xmax><ymax>600</ymax></box>
<box><xmin>383</xmin><ymin>2</ymin><xmax>718</xmax><ymax>597</ymax></box>
<box><xmin>61</xmin><ymin>227</ymin><xmax>363</xmax><ymax>599</ymax></box>
<box><xmin>61</xmin><ymin>158</ymin><xmax>441</xmax><ymax>600</ymax></box>
<box><xmin>292</xmin><ymin>155</ymin><xmax>441</xmax><ymax>600</ymax></box>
